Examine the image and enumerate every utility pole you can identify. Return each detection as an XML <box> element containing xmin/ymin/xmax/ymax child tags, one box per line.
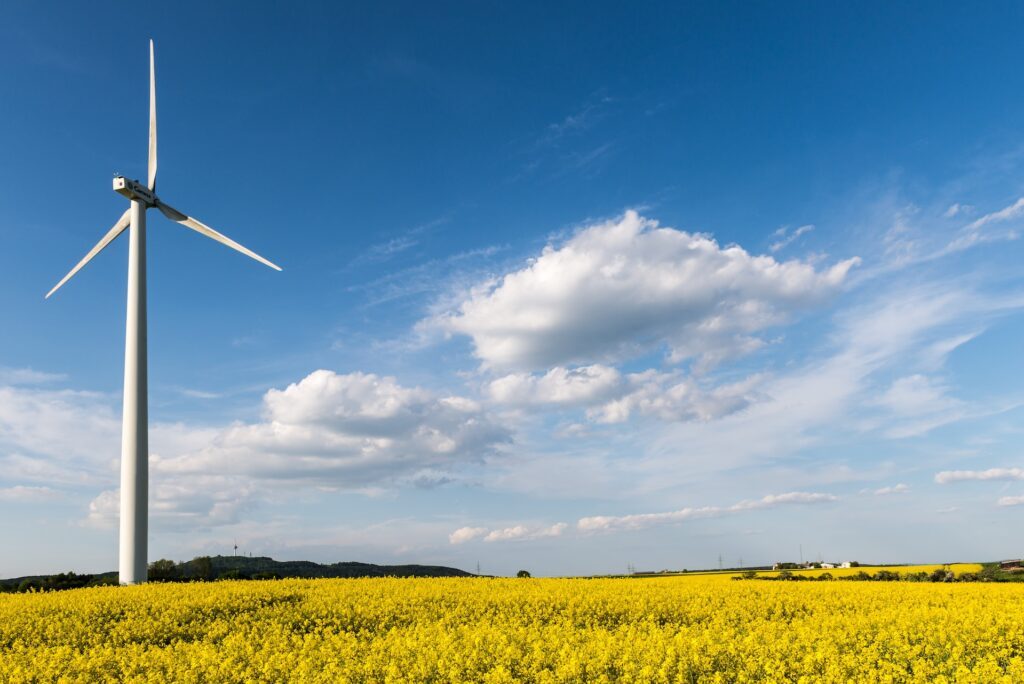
<box><xmin>799</xmin><ymin>544</ymin><xmax>803</xmax><ymax>565</ymax></box>
<box><xmin>476</xmin><ymin>561</ymin><xmax>481</xmax><ymax>575</ymax></box>
<box><xmin>718</xmin><ymin>553</ymin><xmax>723</xmax><ymax>570</ymax></box>
<box><xmin>739</xmin><ymin>557</ymin><xmax>744</xmax><ymax>569</ymax></box>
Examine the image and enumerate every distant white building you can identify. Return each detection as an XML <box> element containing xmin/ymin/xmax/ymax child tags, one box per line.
<box><xmin>820</xmin><ymin>563</ymin><xmax>836</xmax><ymax>569</ymax></box>
<box><xmin>840</xmin><ymin>561</ymin><xmax>855</xmax><ymax>569</ymax></box>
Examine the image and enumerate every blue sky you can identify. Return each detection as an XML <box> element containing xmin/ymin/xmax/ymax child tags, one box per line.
<box><xmin>3</xmin><ymin>2</ymin><xmax>1024</xmax><ymax>577</ymax></box>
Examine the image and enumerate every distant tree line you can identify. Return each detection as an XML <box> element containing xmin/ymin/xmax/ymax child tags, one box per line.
<box><xmin>0</xmin><ymin>558</ymin><xmax>281</xmax><ymax>594</ymax></box>
<box><xmin>0</xmin><ymin>571</ymin><xmax>118</xmax><ymax>594</ymax></box>
<box><xmin>147</xmin><ymin>557</ymin><xmax>281</xmax><ymax>583</ymax></box>
<box><xmin>734</xmin><ymin>566</ymin><xmax>1009</xmax><ymax>583</ymax></box>
<box><xmin>1</xmin><ymin>555</ymin><xmax>472</xmax><ymax>593</ymax></box>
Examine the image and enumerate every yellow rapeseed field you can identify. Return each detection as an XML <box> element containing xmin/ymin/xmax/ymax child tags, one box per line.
<box><xmin>2</xmin><ymin>565</ymin><xmax>1022</xmax><ymax>683</ymax></box>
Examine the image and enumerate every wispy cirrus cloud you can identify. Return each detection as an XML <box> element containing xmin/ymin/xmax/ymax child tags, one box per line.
<box><xmin>0</xmin><ymin>485</ymin><xmax>60</xmax><ymax>502</ymax></box>
<box><xmin>446</xmin><ymin>494</ymin><xmax>838</xmax><ymax>548</ymax></box>
<box><xmin>935</xmin><ymin>197</ymin><xmax>1024</xmax><ymax>257</ymax></box>
<box><xmin>868</xmin><ymin>484</ymin><xmax>910</xmax><ymax>496</ymax></box>
<box><xmin>0</xmin><ymin>367</ymin><xmax>67</xmax><ymax>385</ymax></box>
<box><xmin>577</xmin><ymin>492</ymin><xmax>837</xmax><ymax>534</ymax></box>
<box><xmin>770</xmin><ymin>224</ymin><xmax>814</xmax><ymax>253</ymax></box>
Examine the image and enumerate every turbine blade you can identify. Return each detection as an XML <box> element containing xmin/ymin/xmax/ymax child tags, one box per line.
<box><xmin>45</xmin><ymin>209</ymin><xmax>132</xmax><ymax>299</ymax></box>
<box><xmin>148</xmin><ymin>39</ymin><xmax>157</xmax><ymax>191</ymax></box>
<box><xmin>156</xmin><ymin>200</ymin><xmax>282</xmax><ymax>271</ymax></box>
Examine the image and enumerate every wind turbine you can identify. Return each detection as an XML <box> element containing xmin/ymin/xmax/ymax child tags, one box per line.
<box><xmin>45</xmin><ymin>40</ymin><xmax>281</xmax><ymax>585</ymax></box>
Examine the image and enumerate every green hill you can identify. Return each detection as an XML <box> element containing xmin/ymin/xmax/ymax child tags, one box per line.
<box><xmin>0</xmin><ymin>556</ymin><xmax>474</xmax><ymax>591</ymax></box>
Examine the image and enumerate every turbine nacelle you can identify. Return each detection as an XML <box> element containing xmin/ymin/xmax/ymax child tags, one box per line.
<box><xmin>113</xmin><ymin>176</ymin><xmax>156</xmax><ymax>206</ymax></box>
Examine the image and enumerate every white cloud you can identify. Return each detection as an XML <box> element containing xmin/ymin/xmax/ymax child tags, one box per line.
<box><xmin>875</xmin><ymin>375</ymin><xmax>965</xmax><ymax>438</ymax></box>
<box><xmin>483</xmin><ymin>522</ymin><xmax>568</xmax><ymax>542</ymax></box>
<box><xmin>0</xmin><ymin>385</ymin><xmax>120</xmax><ymax>485</ymax></box>
<box><xmin>770</xmin><ymin>224</ymin><xmax>814</xmax><ymax>253</ymax></box>
<box><xmin>487</xmin><ymin>365</ymin><xmax>622</xmax><ymax>406</ymax></box>
<box><xmin>487</xmin><ymin>365</ymin><xmax>764</xmax><ymax>426</ymax></box>
<box><xmin>612</xmin><ymin>286</ymin><xmax>985</xmax><ymax>488</ymax></box>
<box><xmin>483</xmin><ymin>281</ymin><xmax>1022</xmax><ymax>503</ymax></box>
<box><xmin>0</xmin><ymin>369</ymin><xmax>510</xmax><ymax>531</ymax></box>
<box><xmin>448</xmin><ymin>526</ymin><xmax>488</xmax><ymax>544</ymax></box>
<box><xmin>0</xmin><ymin>485</ymin><xmax>60</xmax><ymax>502</ymax></box>
<box><xmin>878</xmin><ymin>376</ymin><xmax>958</xmax><ymax>416</ymax></box>
<box><xmin>943</xmin><ymin>203</ymin><xmax>966</xmax><ymax>218</ymax></box>
<box><xmin>964</xmin><ymin>197</ymin><xmax>1024</xmax><ymax>231</ymax></box>
<box><xmin>943</xmin><ymin>197</ymin><xmax>1024</xmax><ymax>254</ymax></box>
<box><xmin>448</xmin><ymin>522</ymin><xmax>570</xmax><ymax>544</ymax></box>
<box><xmin>85</xmin><ymin>476</ymin><xmax>258</xmax><ymax>530</ymax></box>
<box><xmin>0</xmin><ymin>367</ymin><xmax>67</xmax><ymax>385</ymax></box>
<box><xmin>577</xmin><ymin>491</ymin><xmax>837</xmax><ymax>533</ymax></box>
<box><xmin>84</xmin><ymin>489</ymin><xmax>119</xmax><ymax>527</ymax></box>
<box><xmin>430</xmin><ymin>210</ymin><xmax>859</xmax><ymax>371</ymax></box>
<box><xmin>590</xmin><ymin>371</ymin><xmax>763</xmax><ymax>424</ymax></box>
<box><xmin>997</xmin><ymin>496</ymin><xmax>1024</xmax><ymax>507</ymax></box>
<box><xmin>870</xmin><ymin>483</ymin><xmax>909</xmax><ymax>496</ymax></box>
<box><xmin>158</xmin><ymin>370</ymin><xmax>510</xmax><ymax>488</ymax></box>
<box><xmin>935</xmin><ymin>468</ymin><xmax>1024</xmax><ymax>484</ymax></box>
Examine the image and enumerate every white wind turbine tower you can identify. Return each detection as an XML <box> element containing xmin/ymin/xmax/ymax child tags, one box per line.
<box><xmin>46</xmin><ymin>41</ymin><xmax>281</xmax><ymax>585</ymax></box>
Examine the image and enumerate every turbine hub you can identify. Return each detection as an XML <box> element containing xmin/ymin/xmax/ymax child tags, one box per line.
<box><xmin>113</xmin><ymin>176</ymin><xmax>156</xmax><ymax>206</ymax></box>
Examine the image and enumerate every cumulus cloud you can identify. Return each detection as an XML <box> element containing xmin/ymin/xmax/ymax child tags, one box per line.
<box><xmin>430</xmin><ymin>210</ymin><xmax>859</xmax><ymax>371</ymax></box>
<box><xmin>577</xmin><ymin>491</ymin><xmax>837</xmax><ymax>533</ymax></box>
<box><xmin>0</xmin><ymin>385</ymin><xmax>121</xmax><ymax>485</ymax></box>
<box><xmin>157</xmin><ymin>370</ymin><xmax>510</xmax><ymax>488</ymax></box>
<box><xmin>487</xmin><ymin>365</ymin><xmax>763</xmax><ymax>425</ymax></box>
<box><xmin>484</xmin><ymin>522</ymin><xmax>568</xmax><ymax>542</ymax></box>
<box><xmin>448</xmin><ymin>526</ymin><xmax>488</xmax><ymax>544</ymax></box>
<box><xmin>1</xmin><ymin>369</ymin><xmax>510</xmax><ymax>531</ymax></box>
<box><xmin>590</xmin><ymin>371</ymin><xmax>763</xmax><ymax>424</ymax></box>
<box><xmin>85</xmin><ymin>476</ymin><xmax>258</xmax><ymax>530</ymax></box>
<box><xmin>487</xmin><ymin>365</ymin><xmax>623</xmax><ymax>406</ymax></box>
<box><xmin>446</xmin><ymin>522</ymin><xmax>570</xmax><ymax>544</ymax></box>
<box><xmin>448</xmin><ymin>522</ymin><xmax>569</xmax><ymax>544</ymax></box>
<box><xmin>935</xmin><ymin>468</ymin><xmax>1024</xmax><ymax>484</ymax></box>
